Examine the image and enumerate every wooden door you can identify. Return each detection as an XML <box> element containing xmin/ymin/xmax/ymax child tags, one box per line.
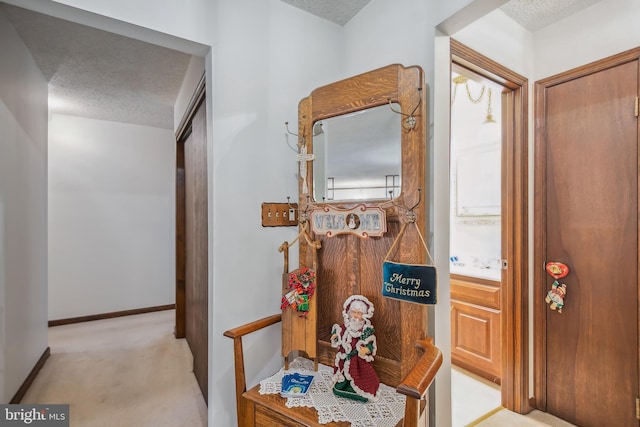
<box><xmin>183</xmin><ymin>98</ymin><xmax>209</xmax><ymax>403</ymax></box>
<box><xmin>537</xmin><ymin>57</ymin><xmax>639</xmax><ymax>427</ymax></box>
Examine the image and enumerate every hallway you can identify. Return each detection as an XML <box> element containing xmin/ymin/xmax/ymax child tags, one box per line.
<box><xmin>20</xmin><ymin>310</ymin><xmax>207</xmax><ymax>427</ymax></box>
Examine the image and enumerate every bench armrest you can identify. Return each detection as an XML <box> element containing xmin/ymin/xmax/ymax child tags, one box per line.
<box><xmin>396</xmin><ymin>338</ymin><xmax>443</xmax><ymax>427</ymax></box>
<box><xmin>224</xmin><ymin>313</ymin><xmax>282</xmax><ymax>339</ymax></box>
<box><xmin>224</xmin><ymin>314</ymin><xmax>282</xmax><ymax>426</ymax></box>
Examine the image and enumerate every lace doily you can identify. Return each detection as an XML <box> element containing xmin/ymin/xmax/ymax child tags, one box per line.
<box><xmin>259</xmin><ymin>357</ymin><xmax>406</xmax><ymax>426</ymax></box>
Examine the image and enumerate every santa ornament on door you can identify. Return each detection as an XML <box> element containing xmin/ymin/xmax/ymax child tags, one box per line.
<box><xmin>545</xmin><ymin>262</ymin><xmax>570</xmax><ymax>313</ymax></box>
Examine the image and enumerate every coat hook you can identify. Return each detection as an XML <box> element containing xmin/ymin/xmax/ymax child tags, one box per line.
<box><xmin>407</xmin><ymin>187</ymin><xmax>423</xmax><ymax>222</ymax></box>
<box><xmin>389</xmin><ymin>188</ymin><xmax>422</xmax><ymax>222</ymax></box>
<box><xmin>284</xmin><ymin>121</ymin><xmax>299</xmax><ymax>138</ymax></box>
<box><xmin>387</xmin><ymin>87</ymin><xmax>422</xmax><ymax>131</ymax></box>
<box><xmin>287</xmin><ymin>195</ymin><xmax>312</xmax><ymax>223</ymax></box>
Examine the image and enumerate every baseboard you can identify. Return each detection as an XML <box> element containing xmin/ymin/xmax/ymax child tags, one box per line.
<box><xmin>48</xmin><ymin>304</ymin><xmax>175</xmax><ymax>327</ymax></box>
<box><xmin>10</xmin><ymin>347</ymin><xmax>50</xmax><ymax>404</ymax></box>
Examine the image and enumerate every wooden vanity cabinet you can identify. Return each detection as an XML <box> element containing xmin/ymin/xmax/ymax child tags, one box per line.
<box><xmin>450</xmin><ymin>274</ymin><xmax>501</xmax><ymax>384</ymax></box>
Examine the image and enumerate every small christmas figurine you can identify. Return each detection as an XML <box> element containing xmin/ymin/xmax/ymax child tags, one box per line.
<box><xmin>544</xmin><ymin>262</ymin><xmax>570</xmax><ymax>314</ymax></box>
<box><xmin>545</xmin><ymin>280</ymin><xmax>567</xmax><ymax>312</ymax></box>
<box><xmin>330</xmin><ymin>295</ymin><xmax>380</xmax><ymax>402</ymax></box>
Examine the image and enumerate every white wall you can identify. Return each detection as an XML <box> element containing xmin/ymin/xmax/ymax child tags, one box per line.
<box><xmin>47</xmin><ymin>114</ymin><xmax>175</xmax><ymax>320</ymax></box>
<box><xmin>533</xmin><ymin>0</ymin><xmax>640</xmax><ymax>80</ymax></box>
<box><xmin>210</xmin><ymin>2</ymin><xmax>343</xmax><ymax>424</ymax></box>
<box><xmin>0</xmin><ymin>9</ymin><xmax>48</xmax><ymax>402</ymax></box>
<box><xmin>451</xmin><ymin>9</ymin><xmax>533</xmax><ymax>77</ymax></box>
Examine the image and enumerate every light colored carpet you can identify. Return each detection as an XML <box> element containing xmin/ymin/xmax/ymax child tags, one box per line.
<box><xmin>21</xmin><ymin>310</ymin><xmax>207</xmax><ymax>427</ymax></box>
<box><xmin>471</xmin><ymin>408</ymin><xmax>548</xmax><ymax>426</ymax></box>
<box><xmin>468</xmin><ymin>407</ymin><xmax>577</xmax><ymax>427</ymax></box>
<box><xmin>451</xmin><ymin>366</ymin><xmax>501</xmax><ymax>427</ymax></box>
<box><xmin>453</xmin><ymin>366</ymin><xmax>576</xmax><ymax>427</ymax></box>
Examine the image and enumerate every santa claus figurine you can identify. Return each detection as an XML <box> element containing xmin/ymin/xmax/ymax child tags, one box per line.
<box><xmin>330</xmin><ymin>295</ymin><xmax>380</xmax><ymax>402</ymax></box>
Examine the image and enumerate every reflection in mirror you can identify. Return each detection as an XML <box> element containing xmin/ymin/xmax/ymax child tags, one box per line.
<box><xmin>312</xmin><ymin>103</ymin><xmax>401</xmax><ymax>202</ymax></box>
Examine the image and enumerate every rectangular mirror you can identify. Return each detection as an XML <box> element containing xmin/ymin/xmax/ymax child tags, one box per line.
<box><xmin>313</xmin><ymin>104</ymin><xmax>401</xmax><ymax>202</ymax></box>
<box><xmin>455</xmin><ymin>146</ymin><xmax>500</xmax><ymax>217</ymax></box>
<box><xmin>297</xmin><ymin>64</ymin><xmax>425</xmax><ymax>211</ymax></box>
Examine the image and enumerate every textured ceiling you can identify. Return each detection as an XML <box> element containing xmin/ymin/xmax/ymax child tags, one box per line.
<box><xmin>1</xmin><ymin>1</ymin><xmax>602</xmax><ymax>131</ymax></box>
<box><xmin>1</xmin><ymin>4</ymin><xmax>192</xmax><ymax>129</ymax></box>
<box><xmin>500</xmin><ymin>0</ymin><xmax>602</xmax><ymax>31</ymax></box>
<box><xmin>280</xmin><ymin>0</ymin><xmax>372</xmax><ymax>26</ymax></box>
<box><xmin>282</xmin><ymin>0</ymin><xmax>602</xmax><ymax>30</ymax></box>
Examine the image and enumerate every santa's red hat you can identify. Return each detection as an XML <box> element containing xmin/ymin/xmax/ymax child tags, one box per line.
<box><xmin>343</xmin><ymin>295</ymin><xmax>374</xmax><ymax>320</ymax></box>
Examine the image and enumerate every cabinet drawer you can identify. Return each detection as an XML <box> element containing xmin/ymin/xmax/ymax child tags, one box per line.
<box><xmin>450</xmin><ymin>275</ymin><xmax>500</xmax><ymax>309</ymax></box>
<box><xmin>255</xmin><ymin>404</ymin><xmax>304</xmax><ymax>427</ymax></box>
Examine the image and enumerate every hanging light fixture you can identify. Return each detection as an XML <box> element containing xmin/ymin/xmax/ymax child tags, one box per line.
<box><xmin>484</xmin><ymin>87</ymin><xmax>495</xmax><ymax>124</ymax></box>
<box><xmin>479</xmin><ymin>86</ymin><xmax>500</xmax><ymax>144</ymax></box>
<box><xmin>451</xmin><ymin>75</ymin><xmax>485</xmax><ymax>107</ymax></box>
<box><xmin>451</xmin><ymin>73</ymin><xmax>500</xmax><ymax>144</ymax></box>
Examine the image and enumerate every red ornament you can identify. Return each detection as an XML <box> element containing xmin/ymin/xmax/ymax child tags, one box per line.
<box><xmin>545</xmin><ymin>262</ymin><xmax>569</xmax><ymax>280</ymax></box>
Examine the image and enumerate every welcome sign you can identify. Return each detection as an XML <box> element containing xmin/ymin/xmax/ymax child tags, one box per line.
<box><xmin>382</xmin><ymin>261</ymin><xmax>437</xmax><ymax>305</ymax></box>
<box><xmin>309</xmin><ymin>205</ymin><xmax>386</xmax><ymax>238</ymax></box>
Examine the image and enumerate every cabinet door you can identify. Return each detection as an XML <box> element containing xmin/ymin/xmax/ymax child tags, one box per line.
<box><xmin>451</xmin><ymin>300</ymin><xmax>500</xmax><ymax>382</ymax></box>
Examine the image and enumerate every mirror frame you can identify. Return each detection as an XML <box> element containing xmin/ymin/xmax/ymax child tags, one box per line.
<box><xmin>298</xmin><ymin>64</ymin><xmax>427</xmax><ymax>215</ymax></box>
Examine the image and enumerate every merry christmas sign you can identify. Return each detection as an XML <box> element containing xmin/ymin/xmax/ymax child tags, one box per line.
<box><xmin>382</xmin><ymin>261</ymin><xmax>437</xmax><ymax>305</ymax></box>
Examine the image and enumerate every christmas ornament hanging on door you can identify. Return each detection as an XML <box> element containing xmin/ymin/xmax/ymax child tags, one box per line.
<box><xmin>545</xmin><ymin>262</ymin><xmax>569</xmax><ymax>313</ymax></box>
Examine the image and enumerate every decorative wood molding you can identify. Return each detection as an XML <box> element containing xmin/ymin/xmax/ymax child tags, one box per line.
<box><xmin>10</xmin><ymin>347</ymin><xmax>50</xmax><ymax>404</ymax></box>
<box><xmin>451</xmin><ymin>38</ymin><xmax>529</xmax><ymax>413</ymax></box>
<box><xmin>48</xmin><ymin>304</ymin><xmax>175</xmax><ymax>327</ymax></box>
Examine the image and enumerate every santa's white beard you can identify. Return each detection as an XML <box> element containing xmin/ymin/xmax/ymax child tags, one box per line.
<box><xmin>347</xmin><ymin>318</ymin><xmax>364</xmax><ymax>332</ymax></box>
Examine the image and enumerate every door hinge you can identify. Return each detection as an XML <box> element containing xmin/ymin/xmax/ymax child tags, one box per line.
<box><xmin>636</xmin><ymin>397</ymin><xmax>640</xmax><ymax>419</ymax></box>
<box><xmin>635</xmin><ymin>97</ymin><xmax>639</xmax><ymax>117</ymax></box>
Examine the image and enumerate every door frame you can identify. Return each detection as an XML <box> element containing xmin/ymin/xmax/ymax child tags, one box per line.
<box><xmin>533</xmin><ymin>46</ymin><xmax>640</xmax><ymax>411</ymax></box>
<box><xmin>451</xmin><ymin>39</ymin><xmax>530</xmax><ymax>413</ymax></box>
<box><xmin>175</xmin><ymin>75</ymin><xmax>206</xmax><ymax>338</ymax></box>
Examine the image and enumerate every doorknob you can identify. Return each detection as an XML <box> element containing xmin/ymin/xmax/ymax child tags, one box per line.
<box><xmin>545</xmin><ymin>262</ymin><xmax>570</xmax><ymax>313</ymax></box>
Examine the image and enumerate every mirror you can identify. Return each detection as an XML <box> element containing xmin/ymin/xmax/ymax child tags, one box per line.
<box><xmin>312</xmin><ymin>104</ymin><xmax>401</xmax><ymax>202</ymax></box>
<box><xmin>455</xmin><ymin>146</ymin><xmax>500</xmax><ymax>217</ymax></box>
<box><xmin>297</xmin><ymin>64</ymin><xmax>425</xmax><ymax>210</ymax></box>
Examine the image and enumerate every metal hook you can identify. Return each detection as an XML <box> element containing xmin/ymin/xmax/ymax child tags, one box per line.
<box><xmin>408</xmin><ymin>187</ymin><xmax>422</xmax><ymax>212</ymax></box>
<box><xmin>287</xmin><ymin>195</ymin><xmax>311</xmax><ymax>223</ymax></box>
<box><xmin>387</xmin><ymin>188</ymin><xmax>422</xmax><ymax>223</ymax></box>
<box><xmin>387</xmin><ymin>87</ymin><xmax>422</xmax><ymax>131</ymax></box>
<box><xmin>285</xmin><ymin>121</ymin><xmax>307</xmax><ymax>152</ymax></box>
<box><xmin>284</xmin><ymin>121</ymin><xmax>298</xmax><ymax>137</ymax></box>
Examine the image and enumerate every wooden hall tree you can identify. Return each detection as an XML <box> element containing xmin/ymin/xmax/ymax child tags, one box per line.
<box><xmin>224</xmin><ymin>64</ymin><xmax>442</xmax><ymax>426</ymax></box>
